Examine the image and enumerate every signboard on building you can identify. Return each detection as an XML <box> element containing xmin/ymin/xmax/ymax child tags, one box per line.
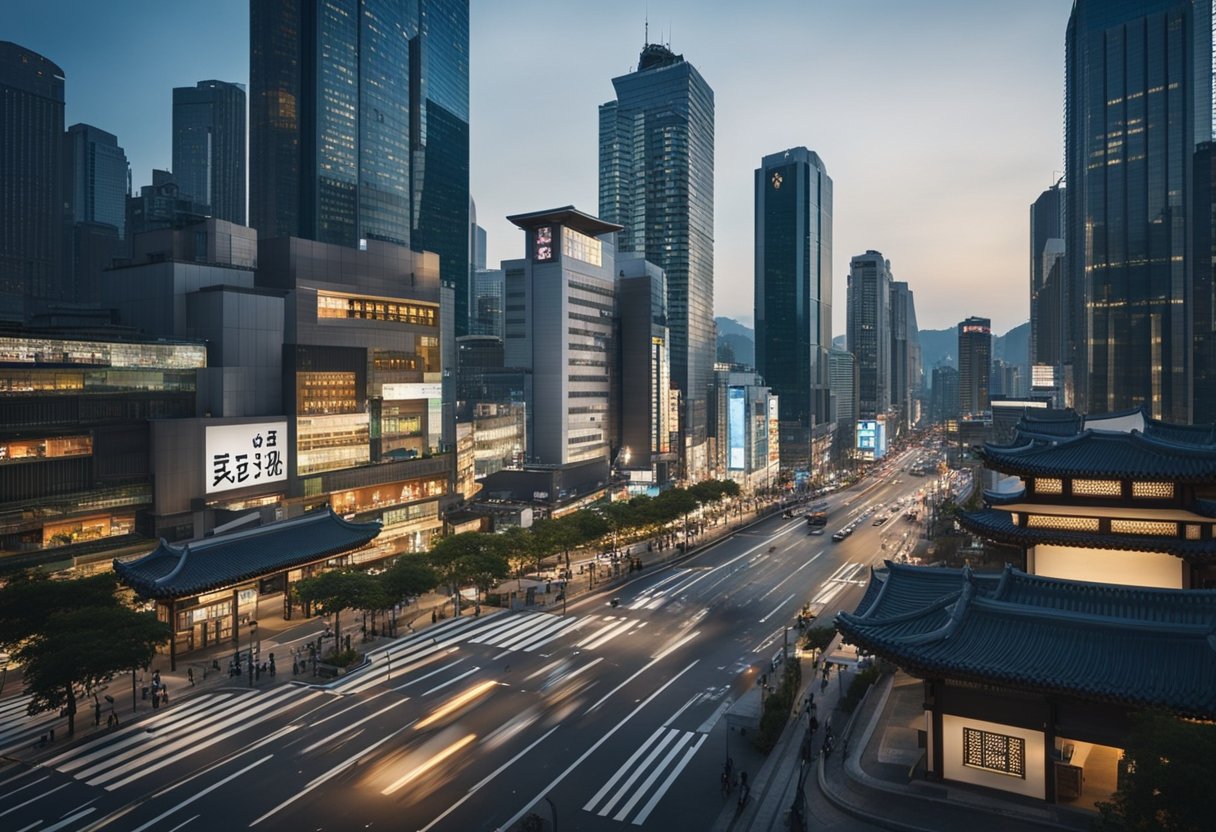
<box><xmin>856</xmin><ymin>419</ymin><xmax>887</xmax><ymax>460</ymax></box>
<box><xmin>205</xmin><ymin>421</ymin><xmax>288</xmax><ymax>494</ymax></box>
<box><xmin>382</xmin><ymin>383</ymin><xmax>443</xmax><ymax>401</ymax></box>
<box><xmin>728</xmin><ymin>387</ymin><xmax>746</xmax><ymax>470</ymax></box>
<box><xmin>767</xmin><ymin>396</ymin><xmax>780</xmax><ymax>467</ymax></box>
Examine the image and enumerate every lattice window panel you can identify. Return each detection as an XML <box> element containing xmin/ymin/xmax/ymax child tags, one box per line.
<box><xmin>1034</xmin><ymin>477</ymin><xmax>1063</xmax><ymax>495</ymax></box>
<box><xmin>1026</xmin><ymin>514</ymin><xmax>1100</xmax><ymax>532</ymax></box>
<box><xmin>1131</xmin><ymin>481</ymin><xmax>1174</xmax><ymax>499</ymax></box>
<box><xmin>1186</xmin><ymin>525</ymin><xmax>1202</xmax><ymax>540</ymax></box>
<box><xmin>1072</xmin><ymin>479</ymin><xmax>1122</xmax><ymax>497</ymax></box>
<box><xmin>963</xmin><ymin>727</ymin><xmax>1025</xmax><ymax>778</ymax></box>
<box><xmin>1110</xmin><ymin>519</ymin><xmax>1177</xmax><ymax>536</ymax></box>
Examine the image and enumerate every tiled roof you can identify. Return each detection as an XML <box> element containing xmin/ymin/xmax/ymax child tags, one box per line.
<box><xmin>1145</xmin><ymin>419</ymin><xmax>1216</xmax><ymax>446</ymax></box>
<box><xmin>114</xmin><ymin>508</ymin><xmax>382</xmax><ymax>599</ymax></box>
<box><xmin>958</xmin><ymin>508</ymin><xmax>1216</xmax><ymax>561</ymax></box>
<box><xmin>836</xmin><ymin>563</ymin><xmax>1216</xmax><ymax>718</ymax></box>
<box><xmin>977</xmin><ymin>429</ymin><xmax>1216</xmax><ymax>481</ymax></box>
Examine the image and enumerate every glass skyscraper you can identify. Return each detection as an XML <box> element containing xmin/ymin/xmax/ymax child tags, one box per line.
<box><xmin>846</xmin><ymin>251</ymin><xmax>892</xmax><ymax>419</ymax></box>
<box><xmin>754</xmin><ymin>147</ymin><xmax>832</xmax><ymax>472</ymax></box>
<box><xmin>958</xmin><ymin>316</ymin><xmax>991</xmax><ymax>418</ymax></box>
<box><xmin>1065</xmin><ymin>0</ymin><xmax>1213</xmax><ymax>421</ymax></box>
<box><xmin>173</xmin><ymin>80</ymin><xmax>247</xmax><ymax>225</ymax></box>
<box><xmin>64</xmin><ymin>123</ymin><xmax>129</xmax><ymax>238</ymax></box>
<box><xmin>250</xmin><ymin>0</ymin><xmax>468</xmax><ymax>321</ymax></box>
<box><xmin>600</xmin><ymin>42</ymin><xmax>714</xmax><ymax>476</ymax></box>
<box><xmin>0</xmin><ymin>42</ymin><xmax>64</xmax><ymax>320</ymax></box>
<box><xmin>1030</xmin><ymin>183</ymin><xmax>1065</xmax><ymax>371</ymax></box>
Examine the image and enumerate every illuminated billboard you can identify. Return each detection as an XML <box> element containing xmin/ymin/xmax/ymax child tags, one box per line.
<box><xmin>205</xmin><ymin>421</ymin><xmax>289</xmax><ymax>494</ymax></box>
<box><xmin>856</xmin><ymin>419</ymin><xmax>887</xmax><ymax>460</ymax></box>
<box><xmin>728</xmin><ymin>387</ymin><xmax>746</xmax><ymax>470</ymax></box>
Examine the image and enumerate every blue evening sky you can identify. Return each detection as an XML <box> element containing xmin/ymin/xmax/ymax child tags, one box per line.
<box><xmin>5</xmin><ymin>0</ymin><xmax>1071</xmax><ymax>334</ymax></box>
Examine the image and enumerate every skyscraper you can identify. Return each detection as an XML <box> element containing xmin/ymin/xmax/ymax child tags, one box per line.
<box><xmin>1030</xmin><ymin>183</ymin><xmax>1065</xmax><ymax>370</ymax></box>
<box><xmin>958</xmin><ymin>316</ymin><xmax>992</xmax><ymax>417</ymax></box>
<box><xmin>0</xmin><ymin>42</ymin><xmax>64</xmax><ymax>320</ymax></box>
<box><xmin>889</xmin><ymin>281</ymin><xmax>920</xmax><ymax>433</ymax></box>
<box><xmin>64</xmin><ymin>124</ymin><xmax>129</xmax><ymax>237</ymax></box>
<box><xmin>754</xmin><ymin>148</ymin><xmax>832</xmax><ymax>473</ymax></box>
<box><xmin>249</xmin><ymin>0</ymin><xmax>468</xmax><ymax>303</ymax></box>
<box><xmin>600</xmin><ymin>41</ymin><xmax>714</xmax><ymax>478</ymax></box>
<box><xmin>846</xmin><ymin>251</ymin><xmax>892</xmax><ymax>419</ymax></box>
<box><xmin>172</xmin><ymin>80</ymin><xmax>247</xmax><ymax>225</ymax></box>
<box><xmin>1065</xmin><ymin>0</ymin><xmax>1213</xmax><ymax>421</ymax></box>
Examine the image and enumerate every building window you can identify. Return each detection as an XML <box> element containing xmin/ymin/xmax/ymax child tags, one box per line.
<box><xmin>1110</xmin><ymin>519</ymin><xmax>1177</xmax><ymax>536</ymax></box>
<box><xmin>1131</xmin><ymin>481</ymin><xmax>1174</xmax><ymax>499</ymax></box>
<box><xmin>963</xmin><ymin>727</ymin><xmax>1025</xmax><ymax>779</ymax></box>
<box><xmin>1072</xmin><ymin>479</ymin><xmax>1122</xmax><ymax>497</ymax></box>
<box><xmin>317</xmin><ymin>291</ymin><xmax>437</xmax><ymax>327</ymax></box>
<box><xmin>1034</xmin><ymin>477</ymin><xmax>1063</xmax><ymax>495</ymax></box>
<box><xmin>1026</xmin><ymin>514</ymin><xmax>1100</xmax><ymax>532</ymax></box>
<box><xmin>1009</xmin><ymin>512</ymin><xmax>1020</xmax><ymax>526</ymax></box>
<box><xmin>1185</xmin><ymin>524</ymin><xmax>1201</xmax><ymax>540</ymax></box>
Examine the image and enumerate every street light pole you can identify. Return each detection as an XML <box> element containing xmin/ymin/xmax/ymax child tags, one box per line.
<box><xmin>248</xmin><ymin>621</ymin><xmax>258</xmax><ymax>688</ymax></box>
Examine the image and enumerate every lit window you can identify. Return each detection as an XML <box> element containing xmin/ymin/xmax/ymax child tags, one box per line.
<box><xmin>1131</xmin><ymin>481</ymin><xmax>1174</xmax><ymax>499</ymax></box>
<box><xmin>1072</xmin><ymin>479</ymin><xmax>1122</xmax><ymax>497</ymax></box>
<box><xmin>1034</xmin><ymin>478</ymin><xmax>1063</xmax><ymax>495</ymax></box>
<box><xmin>1110</xmin><ymin>519</ymin><xmax>1176</xmax><ymax>536</ymax></box>
<box><xmin>963</xmin><ymin>727</ymin><xmax>1024</xmax><ymax>778</ymax></box>
<box><xmin>1185</xmin><ymin>525</ymin><xmax>1201</xmax><ymax>540</ymax></box>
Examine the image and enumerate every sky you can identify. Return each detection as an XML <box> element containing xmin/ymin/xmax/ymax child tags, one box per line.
<box><xmin>7</xmin><ymin>0</ymin><xmax>1072</xmax><ymax>336</ymax></box>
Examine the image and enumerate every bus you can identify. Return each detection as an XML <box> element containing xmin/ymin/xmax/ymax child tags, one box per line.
<box><xmin>806</xmin><ymin>501</ymin><xmax>829</xmax><ymax>527</ymax></box>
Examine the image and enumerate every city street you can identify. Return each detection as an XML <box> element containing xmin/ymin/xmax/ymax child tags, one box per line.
<box><xmin>0</xmin><ymin>458</ymin><xmax>935</xmax><ymax>832</ymax></box>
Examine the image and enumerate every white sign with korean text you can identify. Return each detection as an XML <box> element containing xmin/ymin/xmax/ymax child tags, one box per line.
<box><xmin>205</xmin><ymin>421</ymin><xmax>288</xmax><ymax>494</ymax></box>
<box><xmin>381</xmin><ymin>382</ymin><xmax>443</xmax><ymax>401</ymax></box>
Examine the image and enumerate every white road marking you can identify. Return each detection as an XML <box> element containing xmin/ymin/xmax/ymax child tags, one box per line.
<box><xmin>596</xmin><ymin>730</ymin><xmax>681</xmax><ymax>817</ymax></box>
<box><xmin>127</xmin><ymin>754</ymin><xmax>272</xmax><ymax>832</ymax></box>
<box><xmin>586</xmin><ymin>631</ymin><xmax>699</xmax><ymax>714</ymax></box>
<box><xmin>612</xmin><ymin>732</ymin><xmax>696</xmax><ymax>821</ymax></box>
<box><xmin>420</xmin><ymin>667</ymin><xmax>480</xmax><ymax>697</ymax></box>
<box><xmin>0</xmin><ymin>783</ymin><xmax>70</xmax><ymax>817</ymax></box>
<box><xmin>758</xmin><ymin>593</ymin><xmax>796</xmax><ymax>624</ymax></box>
<box><xmin>299</xmin><ymin>698</ymin><xmax>408</xmax><ymax>754</ymax></box>
<box><xmin>632</xmin><ymin>734</ymin><xmax>707</xmax><ymax>825</ymax></box>
<box><xmin>390</xmin><ymin>658</ymin><xmax>466</xmax><ymax>691</ymax></box>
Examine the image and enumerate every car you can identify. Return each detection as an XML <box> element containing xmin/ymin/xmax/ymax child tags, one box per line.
<box><xmin>831</xmin><ymin>531</ymin><xmax>847</xmax><ymax>542</ymax></box>
<box><xmin>809</xmin><ymin>527</ymin><xmax>825</xmax><ymax>536</ymax></box>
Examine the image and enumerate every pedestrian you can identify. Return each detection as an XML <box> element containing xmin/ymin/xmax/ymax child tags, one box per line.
<box><xmin>431</xmin><ymin>609</ymin><xmax>438</xmax><ymax>624</ymax></box>
<box><xmin>269</xmin><ymin>654</ymin><xmax>276</xmax><ymax>675</ymax></box>
<box><xmin>94</xmin><ymin>700</ymin><xmax>101</xmax><ymax>726</ymax></box>
<box><xmin>810</xmin><ymin>715</ymin><xmax>819</xmax><ymax>733</ymax></box>
<box><xmin>187</xmin><ymin>668</ymin><xmax>195</xmax><ymax>687</ymax></box>
<box><xmin>161</xmin><ymin>687</ymin><xmax>169</xmax><ymax>706</ymax></box>
<box><xmin>151</xmin><ymin>691</ymin><xmax>160</xmax><ymax>709</ymax></box>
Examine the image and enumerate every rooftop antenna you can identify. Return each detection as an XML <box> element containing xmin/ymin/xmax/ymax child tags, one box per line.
<box><xmin>645</xmin><ymin>11</ymin><xmax>649</xmax><ymax>45</ymax></box>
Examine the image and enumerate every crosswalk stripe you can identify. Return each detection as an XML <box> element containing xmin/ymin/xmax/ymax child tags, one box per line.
<box><xmin>512</xmin><ymin>617</ymin><xmax>585</xmax><ymax>652</ymax></box>
<box><xmin>576</xmin><ymin>617</ymin><xmax>622</xmax><ymax>648</ymax></box>
<box><xmin>470</xmin><ymin>614</ymin><xmax>548</xmax><ymax>645</ymax></box>
<box><xmin>612</xmin><ymin>732</ymin><xmax>695</xmax><ymax>820</ymax></box>
<box><xmin>581</xmin><ymin>619</ymin><xmax>637</xmax><ymax>651</ymax></box>
<box><xmin>631</xmin><ymin>734</ymin><xmax>707</xmax><ymax>825</ymax></box>
<box><xmin>595</xmin><ymin>729</ymin><xmax>680</xmax><ymax>817</ymax></box>
<box><xmin>582</xmin><ymin>727</ymin><xmax>666</xmax><ymax>812</ymax></box>
<box><xmin>519</xmin><ymin>617</ymin><xmax>595</xmax><ymax>652</ymax></box>
<box><xmin>494</xmin><ymin>616</ymin><xmax>576</xmax><ymax>651</ymax></box>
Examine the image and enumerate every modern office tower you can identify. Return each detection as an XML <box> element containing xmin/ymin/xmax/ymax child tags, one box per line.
<box><xmin>990</xmin><ymin>359</ymin><xmax>1023</xmax><ymax>401</ymax></box>
<box><xmin>1030</xmin><ymin>183</ymin><xmax>1065</xmax><ymax>373</ymax></box>
<box><xmin>958</xmin><ymin>317</ymin><xmax>992</xmax><ymax>417</ymax></box>
<box><xmin>470</xmin><ymin>268</ymin><xmax>505</xmax><ymax>338</ymax></box>
<box><xmin>172</xmin><ymin>80</ymin><xmax>247</xmax><ymax>225</ymax></box>
<box><xmin>249</xmin><ymin>0</ymin><xmax>469</xmax><ymax>323</ymax></box>
<box><xmin>62</xmin><ymin>124</ymin><xmax>129</xmax><ymax>305</ymax></box>
<box><xmin>1066</xmin><ymin>0</ymin><xmax>1212</xmax><ymax>421</ymax></box>
<box><xmin>1195</xmin><ymin>143</ymin><xmax>1216</xmax><ymax>423</ymax></box>
<box><xmin>599</xmin><ymin>41</ymin><xmax>714</xmax><ymax>478</ymax></box>
<box><xmin>126</xmin><ymin>170</ymin><xmax>212</xmax><ymax>238</ymax></box>
<box><xmin>708</xmin><ymin>365</ymin><xmax>779</xmax><ymax>492</ymax></box>
<box><xmin>829</xmin><ymin>348</ymin><xmax>857</xmax><ymax>434</ymax></box>
<box><xmin>754</xmin><ymin>147</ymin><xmax>832</xmax><ymax>473</ymax></box>
<box><xmin>931</xmin><ymin>365</ymin><xmax>960</xmax><ymax>423</ymax></box>
<box><xmin>64</xmin><ymin>124</ymin><xmax>129</xmax><ymax>237</ymax></box>
<box><xmin>503</xmin><ymin>207</ymin><xmax>619</xmax><ymax>467</ymax></box>
<box><xmin>0</xmin><ymin>42</ymin><xmax>65</xmax><ymax>320</ymax></box>
<box><xmin>890</xmin><ymin>281</ymin><xmax>920</xmax><ymax>434</ymax></box>
<box><xmin>617</xmin><ymin>254</ymin><xmax>675</xmax><ymax>486</ymax></box>
<box><xmin>846</xmin><ymin>251</ymin><xmax>892</xmax><ymax>419</ymax></box>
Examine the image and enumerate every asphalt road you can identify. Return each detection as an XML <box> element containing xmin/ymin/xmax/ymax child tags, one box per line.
<box><xmin>0</xmin><ymin>449</ymin><xmax>940</xmax><ymax>832</ymax></box>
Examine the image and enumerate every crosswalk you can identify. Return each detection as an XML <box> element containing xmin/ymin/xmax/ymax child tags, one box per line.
<box><xmin>583</xmin><ymin>725</ymin><xmax>707</xmax><ymax>825</ymax></box>
<box><xmin>329</xmin><ymin>610</ymin><xmax>642</xmax><ymax>696</ymax></box>
<box><xmin>0</xmin><ymin>691</ymin><xmax>62</xmax><ymax>758</ymax></box>
<box><xmin>39</xmin><ymin>685</ymin><xmax>317</xmax><ymax>790</ymax></box>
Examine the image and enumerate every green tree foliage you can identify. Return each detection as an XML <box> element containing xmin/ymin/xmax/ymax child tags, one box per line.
<box><xmin>1094</xmin><ymin>711</ymin><xmax>1216</xmax><ymax>832</ymax></box>
<box><xmin>380</xmin><ymin>556</ymin><xmax>439</xmax><ymax>605</ymax></box>
<box><xmin>426</xmin><ymin>532</ymin><xmax>509</xmax><ymax>616</ymax></box>
<box><xmin>0</xmin><ymin>573</ymin><xmax>168</xmax><ymax>737</ymax></box>
<box><xmin>294</xmin><ymin>570</ymin><xmax>385</xmax><ymax>652</ymax></box>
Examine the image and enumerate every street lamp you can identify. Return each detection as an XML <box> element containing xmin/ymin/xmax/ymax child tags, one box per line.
<box><xmin>248</xmin><ymin>620</ymin><xmax>258</xmax><ymax>688</ymax></box>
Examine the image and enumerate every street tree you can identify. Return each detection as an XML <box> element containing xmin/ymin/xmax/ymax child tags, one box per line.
<box><xmin>381</xmin><ymin>556</ymin><xmax>439</xmax><ymax>606</ymax></box>
<box><xmin>0</xmin><ymin>574</ymin><xmax>169</xmax><ymax>737</ymax></box>
<box><xmin>294</xmin><ymin>570</ymin><xmax>383</xmax><ymax>653</ymax></box>
<box><xmin>463</xmin><ymin>541</ymin><xmax>512</xmax><ymax>614</ymax></box>
<box><xmin>1094</xmin><ymin>711</ymin><xmax>1216</xmax><ymax>832</ymax></box>
<box><xmin>427</xmin><ymin>532</ymin><xmax>500</xmax><ymax>617</ymax></box>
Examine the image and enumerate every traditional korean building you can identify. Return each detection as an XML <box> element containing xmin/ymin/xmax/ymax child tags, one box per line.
<box><xmin>959</xmin><ymin>406</ymin><xmax>1216</xmax><ymax>589</ymax></box>
<box><xmin>836</xmin><ymin>562</ymin><xmax>1216</xmax><ymax>807</ymax></box>
<box><xmin>115</xmin><ymin>507</ymin><xmax>380</xmax><ymax>667</ymax></box>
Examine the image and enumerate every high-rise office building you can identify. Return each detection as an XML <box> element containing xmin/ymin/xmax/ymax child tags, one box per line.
<box><xmin>599</xmin><ymin>41</ymin><xmax>714</xmax><ymax>477</ymax></box>
<box><xmin>1030</xmin><ymin>183</ymin><xmax>1065</xmax><ymax>369</ymax></box>
<box><xmin>617</xmin><ymin>254</ymin><xmax>674</xmax><ymax>484</ymax></box>
<box><xmin>958</xmin><ymin>316</ymin><xmax>992</xmax><ymax>417</ymax></box>
<box><xmin>249</xmin><ymin>0</ymin><xmax>469</xmax><ymax>315</ymax></box>
<box><xmin>1065</xmin><ymin>0</ymin><xmax>1212</xmax><ymax>421</ymax></box>
<box><xmin>0</xmin><ymin>42</ymin><xmax>65</xmax><ymax>320</ymax></box>
<box><xmin>754</xmin><ymin>147</ymin><xmax>832</xmax><ymax>472</ymax></box>
<box><xmin>846</xmin><ymin>251</ymin><xmax>892</xmax><ymax>419</ymax></box>
<box><xmin>890</xmin><ymin>281</ymin><xmax>920</xmax><ymax>433</ymax></box>
<box><xmin>930</xmin><ymin>365</ymin><xmax>960</xmax><ymax>423</ymax></box>
<box><xmin>504</xmin><ymin>207</ymin><xmax>620</xmax><ymax>467</ymax></box>
<box><xmin>126</xmin><ymin>170</ymin><xmax>211</xmax><ymax>238</ymax></box>
<box><xmin>470</xmin><ymin>268</ymin><xmax>505</xmax><ymax>339</ymax></box>
<box><xmin>828</xmin><ymin>347</ymin><xmax>857</xmax><ymax>445</ymax></box>
<box><xmin>64</xmin><ymin>123</ymin><xmax>129</xmax><ymax>237</ymax></box>
<box><xmin>173</xmin><ymin>80</ymin><xmax>246</xmax><ymax>225</ymax></box>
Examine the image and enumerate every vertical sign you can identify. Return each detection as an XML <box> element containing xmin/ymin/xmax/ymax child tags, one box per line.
<box><xmin>728</xmin><ymin>387</ymin><xmax>746</xmax><ymax>470</ymax></box>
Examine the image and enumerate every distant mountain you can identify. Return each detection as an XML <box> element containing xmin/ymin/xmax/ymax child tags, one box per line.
<box><xmin>919</xmin><ymin>321</ymin><xmax>1030</xmax><ymax>385</ymax></box>
<box><xmin>715</xmin><ymin>317</ymin><xmax>754</xmax><ymax>366</ymax></box>
<box><xmin>993</xmin><ymin>321</ymin><xmax>1030</xmax><ymax>368</ymax></box>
